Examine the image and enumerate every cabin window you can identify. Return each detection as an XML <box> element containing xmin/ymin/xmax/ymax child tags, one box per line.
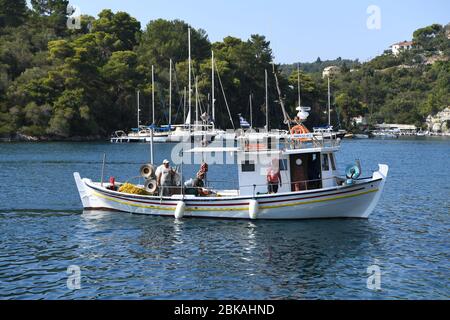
<box><xmin>321</xmin><ymin>154</ymin><xmax>330</xmax><ymax>171</ymax></box>
<box><xmin>241</xmin><ymin>160</ymin><xmax>255</xmax><ymax>172</ymax></box>
<box><xmin>279</xmin><ymin>159</ymin><xmax>288</xmax><ymax>171</ymax></box>
<box><xmin>330</xmin><ymin>154</ymin><xmax>336</xmax><ymax>171</ymax></box>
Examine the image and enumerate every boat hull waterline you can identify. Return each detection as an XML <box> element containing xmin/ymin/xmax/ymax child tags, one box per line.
<box><xmin>74</xmin><ymin>165</ymin><xmax>388</xmax><ymax>220</ymax></box>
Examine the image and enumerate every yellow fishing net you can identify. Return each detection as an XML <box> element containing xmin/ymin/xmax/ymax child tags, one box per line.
<box><xmin>118</xmin><ymin>183</ymin><xmax>150</xmax><ymax>195</ymax></box>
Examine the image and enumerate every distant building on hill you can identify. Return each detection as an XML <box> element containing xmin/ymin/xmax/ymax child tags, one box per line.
<box><xmin>426</xmin><ymin>107</ymin><xmax>450</xmax><ymax>133</ymax></box>
<box><xmin>322</xmin><ymin>66</ymin><xmax>341</xmax><ymax>78</ymax></box>
<box><xmin>351</xmin><ymin>115</ymin><xmax>368</xmax><ymax>126</ymax></box>
<box><xmin>390</xmin><ymin>41</ymin><xmax>414</xmax><ymax>56</ymax></box>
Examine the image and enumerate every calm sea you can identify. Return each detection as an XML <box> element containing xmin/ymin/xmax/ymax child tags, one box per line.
<box><xmin>0</xmin><ymin>138</ymin><xmax>449</xmax><ymax>299</ymax></box>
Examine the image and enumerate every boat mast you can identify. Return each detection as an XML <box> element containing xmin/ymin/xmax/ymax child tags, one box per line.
<box><xmin>169</xmin><ymin>59</ymin><xmax>172</xmax><ymax>126</ymax></box>
<box><xmin>211</xmin><ymin>50</ymin><xmax>215</xmax><ymax>126</ymax></box>
<box><xmin>195</xmin><ymin>76</ymin><xmax>199</xmax><ymax>126</ymax></box>
<box><xmin>249</xmin><ymin>93</ymin><xmax>253</xmax><ymax>129</ymax></box>
<box><xmin>137</xmin><ymin>90</ymin><xmax>140</xmax><ymax>129</ymax></box>
<box><xmin>188</xmin><ymin>28</ymin><xmax>192</xmax><ymax>132</ymax></box>
<box><xmin>327</xmin><ymin>75</ymin><xmax>331</xmax><ymax>127</ymax></box>
<box><xmin>183</xmin><ymin>86</ymin><xmax>187</xmax><ymax>124</ymax></box>
<box><xmin>297</xmin><ymin>63</ymin><xmax>301</xmax><ymax>108</ymax></box>
<box><xmin>152</xmin><ymin>65</ymin><xmax>155</xmax><ymax>125</ymax></box>
<box><xmin>265</xmin><ymin>69</ymin><xmax>269</xmax><ymax>133</ymax></box>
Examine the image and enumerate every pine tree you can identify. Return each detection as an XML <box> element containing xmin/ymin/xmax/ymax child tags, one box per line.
<box><xmin>0</xmin><ymin>0</ymin><xmax>27</xmax><ymax>28</ymax></box>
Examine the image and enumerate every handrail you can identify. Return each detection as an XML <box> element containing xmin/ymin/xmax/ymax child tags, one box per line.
<box><xmin>239</xmin><ymin>175</ymin><xmax>342</xmax><ymax>189</ymax></box>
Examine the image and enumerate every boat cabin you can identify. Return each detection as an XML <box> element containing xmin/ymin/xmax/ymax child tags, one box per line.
<box><xmin>187</xmin><ymin>133</ymin><xmax>341</xmax><ymax>196</ymax></box>
<box><xmin>237</xmin><ymin>145</ymin><xmax>340</xmax><ymax>196</ymax></box>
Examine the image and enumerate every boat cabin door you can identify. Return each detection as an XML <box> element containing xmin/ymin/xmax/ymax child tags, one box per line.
<box><xmin>289</xmin><ymin>152</ymin><xmax>322</xmax><ymax>191</ymax></box>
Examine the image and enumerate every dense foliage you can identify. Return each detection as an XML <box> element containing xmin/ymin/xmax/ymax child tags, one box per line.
<box><xmin>0</xmin><ymin>3</ymin><xmax>448</xmax><ymax>139</ymax></box>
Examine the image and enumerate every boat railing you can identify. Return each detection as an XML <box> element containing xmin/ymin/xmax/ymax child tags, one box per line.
<box><xmin>237</xmin><ymin>132</ymin><xmax>340</xmax><ymax>152</ymax></box>
<box><xmin>239</xmin><ymin>175</ymin><xmax>345</xmax><ymax>191</ymax></box>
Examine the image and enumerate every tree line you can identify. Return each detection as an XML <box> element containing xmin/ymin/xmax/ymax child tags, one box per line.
<box><xmin>0</xmin><ymin>1</ymin><xmax>448</xmax><ymax>139</ymax></box>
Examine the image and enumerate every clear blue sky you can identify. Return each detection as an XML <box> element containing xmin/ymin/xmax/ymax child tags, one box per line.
<box><xmin>58</xmin><ymin>0</ymin><xmax>450</xmax><ymax>63</ymax></box>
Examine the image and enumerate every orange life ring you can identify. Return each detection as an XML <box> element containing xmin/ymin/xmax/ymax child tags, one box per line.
<box><xmin>290</xmin><ymin>125</ymin><xmax>310</xmax><ymax>141</ymax></box>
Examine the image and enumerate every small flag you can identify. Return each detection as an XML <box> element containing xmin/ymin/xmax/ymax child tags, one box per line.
<box><xmin>239</xmin><ymin>115</ymin><xmax>250</xmax><ymax>128</ymax></box>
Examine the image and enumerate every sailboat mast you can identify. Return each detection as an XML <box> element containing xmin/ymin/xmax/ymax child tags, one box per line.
<box><xmin>152</xmin><ymin>65</ymin><xmax>155</xmax><ymax>125</ymax></box>
<box><xmin>297</xmin><ymin>63</ymin><xmax>301</xmax><ymax>107</ymax></box>
<box><xmin>183</xmin><ymin>87</ymin><xmax>187</xmax><ymax>124</ymax></box>
<box><xmin>212</xmin><ymin>51</ymin><xmax>215</xmax><ymax>124</ymax></box>
<box><xmin>327</xmin><ymin>75</ymin><xmax>331</xmax><ymax>127</ymax></box>
<box><xmin>249</xmin><ymin>93</ymin><xmax>253</xmax><ymax>129</ymax></box>
<box><xmin>188</xmin><ymin>28</ymin><xmax>192</xmax><ymax>131</ymax></box>
<box><xmin>265</xmin><ymin>69</ymin><xmax>269</xmax><ymax>133</ymax></box>
<box><xmin>169</xmin><ymin>59</ymin><xmax>172</xmax><ymax>126</ymax></box>
<box><xmin>137</xmin><ymin>90</ymin><xmax>140</xmax><ymax>129</ymax></box>
<box><xmin>195</xmin><ymin>76</ymin><xmax>199</xmax><ymax>125</ymax></box>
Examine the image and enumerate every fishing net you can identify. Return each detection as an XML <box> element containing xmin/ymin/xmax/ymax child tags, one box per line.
<box><xmin>118</xmin><ymin>183</ymin><xmax>150</xmax><ymax>195</ymax></box>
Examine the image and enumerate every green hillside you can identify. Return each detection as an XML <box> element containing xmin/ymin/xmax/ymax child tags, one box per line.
<box><xmin>0</xmin><ymin>1</ymin><xmax>448</xmax><ymax>139</ymax></box>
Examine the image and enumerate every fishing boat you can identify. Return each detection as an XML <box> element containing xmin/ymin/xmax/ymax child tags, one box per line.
<box><xmin>74</xmin><ymin>105</ymin><xmax>389</xmax><ymax>220</ymax></box>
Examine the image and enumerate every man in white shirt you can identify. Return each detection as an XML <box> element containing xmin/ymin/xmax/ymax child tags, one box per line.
<box><xmin>157</xmin><ymin>159</ymin><xmax>173</xmax><ymax>196</ymax></box>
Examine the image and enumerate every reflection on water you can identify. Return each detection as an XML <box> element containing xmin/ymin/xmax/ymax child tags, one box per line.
<box><xmin>0</xmin><ymin>139</ymin><xmax>449</xmax><ymax>299</ymax></box>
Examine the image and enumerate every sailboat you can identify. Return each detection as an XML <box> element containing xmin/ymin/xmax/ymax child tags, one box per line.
<box><xmin>313</xmin><ymin>74</ymin><xmax>347</xmax><ymax>140</ymax></box>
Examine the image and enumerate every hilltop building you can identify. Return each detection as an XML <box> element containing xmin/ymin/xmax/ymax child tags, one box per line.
<box><xmin>390</xmin><ymin>41</ymin><xmax>413</xmax><ymax>56</ymax></box>
<box><xmin>322</xmin><ymin>66</ymin><xmax>341</xmax><ymax>78</ymax></box>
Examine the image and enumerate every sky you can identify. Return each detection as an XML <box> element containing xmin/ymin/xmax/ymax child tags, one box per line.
<box><xmin>46</xmin><ymin>0</ymin><xmax>450</xmax><ymax>63</ymax></box>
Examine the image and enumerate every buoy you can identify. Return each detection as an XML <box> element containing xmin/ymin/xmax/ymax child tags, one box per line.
<box><xmin>249</xmin><ymin>199</ymin><xmax>259</xmax><ymax>220</ymax></box>
<box><xmin>175</xmin><ymin>201</ymin><xmax>186</xmax><ymax>219</ymax></box>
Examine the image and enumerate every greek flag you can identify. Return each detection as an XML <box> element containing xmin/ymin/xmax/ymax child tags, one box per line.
<box><xmin>239</xmin><ymin>115</ymin><xmax>250</xmax><ymax>128</ymax></box>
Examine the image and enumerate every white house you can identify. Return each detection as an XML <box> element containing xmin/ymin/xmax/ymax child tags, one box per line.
<box><xmin>390</xmin><ymin>41</ymin><xmax>413</xmax><ymax>56</ymax></box>
<box><xmin>322</xmin><ymin>66</ymin><xmax>341</xmax><ymax>78</ymax></box>
<box><xmin>426</xmin><ymin>107</ymin><xmax>450</xmax><ymax>133</ymax></box>
<box><xmin>351</xmin><ymin>115</ymin><xmax>368</xmax><ymax>126</ymax></box>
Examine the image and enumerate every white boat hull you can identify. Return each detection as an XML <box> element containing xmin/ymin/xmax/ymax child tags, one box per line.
<box><xmin>74</xmin><ymin>165</ymin><xmax>388</xmax><ymax>220</ymax></box>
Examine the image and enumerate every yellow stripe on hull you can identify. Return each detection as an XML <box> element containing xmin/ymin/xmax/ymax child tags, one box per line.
<box><xmin>91</xmin><ymin>188</ymin><xmax>379</xmax><ymax>212</ymax></box>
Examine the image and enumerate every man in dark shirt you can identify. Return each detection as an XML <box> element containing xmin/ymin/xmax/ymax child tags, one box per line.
<box><xmin>193</xmin><ymin>172</ymin><xmax>208</xmax><ymax>196</ymax></box>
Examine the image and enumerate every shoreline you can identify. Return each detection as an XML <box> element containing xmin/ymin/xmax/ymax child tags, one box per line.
<box><xmin>0</xmin><ymin>134</ymin><xmax>107</xmax><ymax>143</ymax></box>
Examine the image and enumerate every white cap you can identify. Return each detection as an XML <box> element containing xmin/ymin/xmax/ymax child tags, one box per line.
<box><xmin>163</xmin><ymin>159</ymin><xmax>170</xmax><ymax>164</ymax></box>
